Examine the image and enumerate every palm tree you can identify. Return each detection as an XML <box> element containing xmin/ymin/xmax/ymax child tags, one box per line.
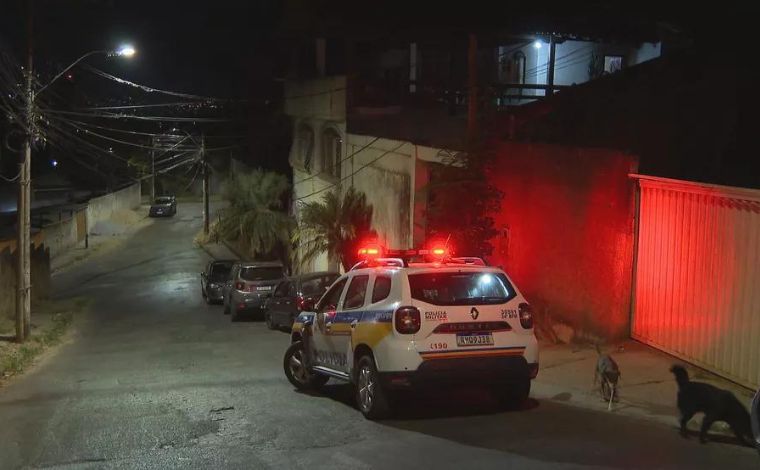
<box><xmin>213</xmin><ymin>170</ymin><xmax>294</xmax><ymax>259</ymax></box>
<box><xmin>294</xmin><ymin>187</ymin><xmax>376</xmax><ymax>271</ymax></box>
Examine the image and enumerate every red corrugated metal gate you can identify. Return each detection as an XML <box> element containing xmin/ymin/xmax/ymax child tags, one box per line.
<box><xmin>631</xmin><ymin>175</ymin><xmax>760</xmax><ymax>389</ymax></box>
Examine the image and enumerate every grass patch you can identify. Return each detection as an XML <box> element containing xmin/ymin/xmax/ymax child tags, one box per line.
<box><xmin>0</xmin><ymin>297</ymin><xmax>87</xmax><ymax>380</ymax></box>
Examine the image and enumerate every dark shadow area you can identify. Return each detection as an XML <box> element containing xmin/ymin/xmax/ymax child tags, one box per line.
<box><xmin>0</xmin><ymin>334</ymin><xmax>15</xmax><ymax>342</ymax></box>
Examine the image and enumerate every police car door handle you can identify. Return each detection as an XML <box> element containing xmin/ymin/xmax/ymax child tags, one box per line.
<box><xmin>350</xmin><ymin>319</ymin><xmax>358</xmax><ymax>329</ymax></box>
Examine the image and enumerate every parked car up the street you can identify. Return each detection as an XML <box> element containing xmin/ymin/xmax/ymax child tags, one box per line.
<box><xmin>149</xmin><ymin>196</ymin><xmax>177</xmax><ymax>217</ymax></box>
<box><xmin>223</xmin><ymin>261</ymin><xmax>286</xmax><ymax>321</ymax></box>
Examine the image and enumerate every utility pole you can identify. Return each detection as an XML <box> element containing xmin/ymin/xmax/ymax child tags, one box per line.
<box><xmin>17</xmin><ymin>0</ymin><xmax>33</xmax><ymax>342</ymax></box>
<box><xmin>201</xmin><ymin>133</ymin><xmax>209</xmax><ymax>235</ymax></box>
<box><xmin>546</xmin><ymin>35</ymin><xmax>556</xmax><ymax>99</ymax></box>
<box><xmin>150</xmin><ymin>135</ymin><xmax>156</xmax><ymax>202</ymax></box>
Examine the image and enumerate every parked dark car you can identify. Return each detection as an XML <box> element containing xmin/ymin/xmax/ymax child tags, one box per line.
<box><xmin>263</xmin><ymin>271</ymin><xmax>339</xmax><ymax>330</ymax></box>
<box><xmin>200</xmin><ymin>260</ymin><xmax>235</xmax><ymax>304</ymax></box>
<box><xmin>149</xmin><ymin>196</ymin><xmax>177</xmax><ymax>217</ymax></box>
<box><xmin>222</xmin><ymin>261</ymin><xmax>287</xmax><ymax>321</ymax></box>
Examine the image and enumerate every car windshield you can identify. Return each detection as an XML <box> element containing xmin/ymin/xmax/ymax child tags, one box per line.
<box><xmin>209</xmin><ymin>263</ymin><xmax>233</xmax><ymax>281</ymax></box>
<box><xmin>408</xmin><ymin>272</ymin><xmax>515</xmax><ymax>306</ymax></box>
<box><xmin>154</xmin><ymin>197</ymin><xmax>172</xmax><ymax>204</ymax></box>
<box><xmin>240</xmin><ymin>266</ymin><xmax>284</xmax><ymax>281</ymax></box>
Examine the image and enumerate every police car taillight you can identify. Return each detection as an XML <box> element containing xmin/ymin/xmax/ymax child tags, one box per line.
<box><xmin>394</xmin><ymin>306</ymin><xmax>421</xmax><ymax>334</ymax></box>
<box><xmin>519</xmin><ymin>303</ymin><xmax>534</xmax><ymax>329</ymax></box>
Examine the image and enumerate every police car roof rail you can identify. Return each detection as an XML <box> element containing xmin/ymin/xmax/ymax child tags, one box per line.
<box><xmin>349</xmin><ymin>258</ymin><xmax>406</xmax><ymax>271</ymax></box>
<box><xmin>450</xmin><ymin>257</ymin><xmax>487</xmax><ymax>266</ymax></box>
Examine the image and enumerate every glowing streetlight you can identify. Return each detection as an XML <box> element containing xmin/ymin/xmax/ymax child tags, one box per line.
<box><xmin>114</xmin><ymin>45</ymin><xmax>136</xmax><ymax>58</ymax></box>
<box><xmin>533</xmin><ymin>40</ymin><xmax>542</xmax><ymax>49</ymax></box>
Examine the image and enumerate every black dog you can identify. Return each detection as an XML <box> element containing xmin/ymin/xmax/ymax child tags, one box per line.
<box><xmin>671</xmin><ymin>365</ymin><xmax>753</xmax><ymax>445</ymax></box>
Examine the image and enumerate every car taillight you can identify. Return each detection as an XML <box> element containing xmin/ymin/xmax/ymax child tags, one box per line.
<box><xmin>519</xmin><ymin>303</ymin><xmax>534</xmax><ymax>329</ymax></box>
<box><xmin>296</xmin><ymin>296</ymin><xmax>305</xmax><ymax>310</ymax></box>
<box><xmin>395</xmin><ymin>306</ymin><xmax>421</xmax><ymax>334</ymax></box>
<box><xmin>235</xmin><ymin>282</ymin><xmax>245</xmax><ymax>291</ymax></box>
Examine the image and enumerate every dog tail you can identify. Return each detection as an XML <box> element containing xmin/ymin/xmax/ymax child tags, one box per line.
<box><xmin>670</xmin><ymin>365</ymin><xmax>690</xmax><ymax>388</ymax></box>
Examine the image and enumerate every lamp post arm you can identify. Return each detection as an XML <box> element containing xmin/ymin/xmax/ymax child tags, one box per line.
<box><xmin>35</xmin><ymin>50</ymin><xmax>107</xmax><ymax>99</ymax></box>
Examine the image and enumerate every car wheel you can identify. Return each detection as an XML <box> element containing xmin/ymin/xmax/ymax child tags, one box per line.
<box><xmin>283</xmin><ymin>341</ymin><xmax>329</xmax><ymax>390</ymax></box>
<box><xmin>494</xmin><ymin>379</ymin><xmax>531</xmax><ymax>410</ymax></box>
<box><xmin>265</xmin><ymin>312</ymin><xmax>277</xmax><ymax>330</ymax></box>
<box><xmin>355</xmin><ymin>355</ymin><xmax>391</xmax><ymax>420</ymax></box>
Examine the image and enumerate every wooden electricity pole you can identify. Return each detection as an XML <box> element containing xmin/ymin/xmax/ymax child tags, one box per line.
<box><xmin>201</xmin><ymin>133</ymin><xmax>209</xmax><ymax>235</ymax></box>
<box><xmin>17</xmin><ymin>0</ymin><xmax>34</xmax><ymax>342</ymax></box>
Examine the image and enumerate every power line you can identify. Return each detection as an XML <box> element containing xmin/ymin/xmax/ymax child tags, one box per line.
<box><xmin>77</xmin><ymin>102</ymin><xmax>208</xmax><ymax>111</ymax></box>
<box><xmin>81</xmin><ymin>65</ymin><xmax>245</xmax><ymax>102</ymax></box>
<box><xmin>293</xmin><ymin>136</ymin><xmax>381</xmax><ymax>186</ymax></box>
<box><xmin>40</xmin><ymin>108</ymin><xmax>232</xmax><ymax>122</ymax></box>
<box><xmin>295</xmin><ymin>141</ymin><xmax>405</xmax><ymax>202</ymax></box>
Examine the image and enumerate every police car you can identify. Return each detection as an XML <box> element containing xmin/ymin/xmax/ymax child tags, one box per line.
<box><xmin>282</xmin><ymin>244</ymin><xmax>539</xmax><ymax>419</ymax></box>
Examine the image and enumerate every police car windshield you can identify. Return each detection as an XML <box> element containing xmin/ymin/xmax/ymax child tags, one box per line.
<box><xmin>408</xmin><ymin>272</ymin><xmax>515</xmax><ymax>306</ymax></box>
<box><xmin>240</xmin><ymin>266</ymin><xmax>284</xmax><ymax>281</ymax></box>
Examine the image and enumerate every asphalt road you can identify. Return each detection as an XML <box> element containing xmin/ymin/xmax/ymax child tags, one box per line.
<box><xmin>0</xmin><ymin>203</ymin><xmax>757</xmax><ymax>469</ymax></box>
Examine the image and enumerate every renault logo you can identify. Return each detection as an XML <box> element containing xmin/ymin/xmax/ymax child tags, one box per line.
<box><xmin>470</xmin><ymin>307</ymin><xmax>479</xmax><ymax>320</ymax></box>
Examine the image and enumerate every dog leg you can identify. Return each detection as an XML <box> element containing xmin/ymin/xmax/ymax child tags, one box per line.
<box><xmin>679</xmin><ymin>409</ymin><xmax>695</xmax><ymax>438</ymax></box>
<box><xmin>699</xmin><ymin>414</ymin><xmax>716</xmax><ymax>444</ymax></box>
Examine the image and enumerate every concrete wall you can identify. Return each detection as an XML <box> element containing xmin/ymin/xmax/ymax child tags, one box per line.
<box><xmin>86</xmin><ymin>183</ymin><xmax>141</xmax><ymax>234</ymax></box>
<box><xmin>43</xmin><ymin>215</ymin><xmax>79</xmax><ymax>259</ymax></box>
<box><xmin>487</xmin><ymin>141</ymin><xmax>638</xmax><ymax>340</ymax></box>
<box><xmin>1</xmin><ymin>244</ymin><xmax>51</xmax><ymax>323</ymax></box>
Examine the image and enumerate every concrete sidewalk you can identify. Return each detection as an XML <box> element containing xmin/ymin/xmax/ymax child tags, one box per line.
<box><xmin>198</xmin><ymin>240</ymin><xmax>239</xmax><ymax>261</ymax></box>
<box><xmin>532</xmin><ymin>340</ymin><xmax>757</xmax><ymax>435</ymax></box>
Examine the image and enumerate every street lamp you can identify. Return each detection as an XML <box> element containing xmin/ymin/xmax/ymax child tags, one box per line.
<box><xmin>14</xmin><ymin>43</ymin><xmax>136</xmax><ymax>342</ymax></box>
<box><xmin>36</xmin><ymin>44</ymin><xmax>137</xmax><ymax>97</ymax></box>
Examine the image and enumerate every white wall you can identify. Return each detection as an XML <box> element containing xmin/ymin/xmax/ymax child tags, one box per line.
<box><xmin>86</xmin><ymin>183</ymin><xmax>141</xmax><ymax>234</ymax></box>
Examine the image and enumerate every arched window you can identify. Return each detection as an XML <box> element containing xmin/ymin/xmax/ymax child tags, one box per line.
<box><xmin>321</xmin><ymin>128</ymin><xmax>342</xmax><ymax>179</ymax></box>
<box><xmin>511</xmin><ymin>51</ymin><xmax>526</xmax><ymax>85</ymax></box>
<box><xmin>297</xmin><ymin>124</ymin><xmax>314</xmax><ymax>173</ymax></box>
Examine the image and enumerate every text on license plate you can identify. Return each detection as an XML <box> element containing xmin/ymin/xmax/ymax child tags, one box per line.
<box><xmin>256</xmin><ymin>286</ymin><xmax>271</xmax><ymax>291</ymax></box>
<box><xmin>456</xmin><ymin>333</ymin><xmax>494</xmax><ymax>347</ymax></box>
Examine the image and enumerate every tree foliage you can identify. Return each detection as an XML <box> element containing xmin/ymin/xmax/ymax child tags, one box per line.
<box><xmin>426</xmin><ymin>142</ymin><xmax>502</xmax><ymax>258</ymax></box>
<box><xmin>293</xmin><ymin>187</ymin><xmax>376</xmax><ymax>271</ymax></box>
<box><xmin>213</xmin><ymin>169</ymin><xmax>294</xmax><ymax>259</ymax></box>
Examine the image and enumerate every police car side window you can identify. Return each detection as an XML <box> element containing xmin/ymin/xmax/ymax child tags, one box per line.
<box><xmin>371</xmin><ymin>275</ymin><xmax>392</xmax><ymax>303</ymax></box>
<box><xmin>343</xmin><ymin>275</ymin><xmax>369</xmax><ymax>310</ymax></box>
<box><xmin>317</xmin><ymin>277</ymin><xmax>347</xmax><ymax>313</ymax></box>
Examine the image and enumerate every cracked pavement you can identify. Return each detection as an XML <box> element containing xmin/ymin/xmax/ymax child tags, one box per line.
<box><xmin>0</xmin><ymin>203</ymin><xmax>757</xmax><ymax>469</ymax></box>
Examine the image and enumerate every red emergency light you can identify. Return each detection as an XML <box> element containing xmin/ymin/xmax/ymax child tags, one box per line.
<box><xmin>357</xmin><ymin>245</ymin><xmax>382</xmax><ymax>258</ymax></box>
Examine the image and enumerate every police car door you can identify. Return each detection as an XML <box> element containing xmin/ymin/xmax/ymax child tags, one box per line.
<box><xmin>311</xmin><ymin>276</ymin><xmax>348</xmax><ymax>372</ymax></box>
<box><xmin>330</xmin><ymin>273</ymin><xmax>370</xmax><ymax>373</ymax></box>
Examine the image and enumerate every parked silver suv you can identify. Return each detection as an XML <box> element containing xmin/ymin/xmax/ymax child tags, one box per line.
<box><xmin>222</xmin><ymin>261</ymin><xmax>286</xmax><ymax>321</ymax></box>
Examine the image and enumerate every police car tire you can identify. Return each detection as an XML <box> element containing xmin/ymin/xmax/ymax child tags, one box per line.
<box><xmin>284</xmin><ymin>341</ymin><xmax>328</xmax><ymax>390</ymax></box>
<box><xmin>495</xmin><ymin>379</ymin><xmax>531</xmax><ymax>409</ymax></box>
<box><xmin>355</xmin><ymin>355</ymin><xmax>391</xmax><ymax>420</ymax></box>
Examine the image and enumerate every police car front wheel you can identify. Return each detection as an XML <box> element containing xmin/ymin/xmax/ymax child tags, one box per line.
<box><xmin>284</xmin><ymin>341</ymin><xmax>329</xmax><ymax>390</ymax></box>
<box><xmin>355</xmin><ymin>355</ymin><xmax>391</xmax><ymax>420</ymax></box>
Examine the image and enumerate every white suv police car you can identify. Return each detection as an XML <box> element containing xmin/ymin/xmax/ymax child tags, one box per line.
<box><xmin>282</xmin><ymin>246</ymin><xmax>539</xmax><ymax>419</ymax></box>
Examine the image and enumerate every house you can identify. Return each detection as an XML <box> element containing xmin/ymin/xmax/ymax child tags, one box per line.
<box><xmin>282</xmin><ymin>22</ymin><xmax>666</xmax><ymax>275</ymax></box>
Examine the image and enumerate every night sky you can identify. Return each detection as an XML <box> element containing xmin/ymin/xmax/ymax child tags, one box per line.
<box><xmin>0</xmin><ymin>0</ymin><xmax>282</xmax><ymax>100</ymax></box>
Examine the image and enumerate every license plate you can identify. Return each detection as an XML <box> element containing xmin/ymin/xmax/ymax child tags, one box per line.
<box><xmin>456</xmin><ymin>333</ymin><xmax>494</xmax><ymax>347</ymax></box>
<box><xmin>256</xmin><ymin>286</ymin><xmax>271</xmax><ymax>291</ymax></box>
